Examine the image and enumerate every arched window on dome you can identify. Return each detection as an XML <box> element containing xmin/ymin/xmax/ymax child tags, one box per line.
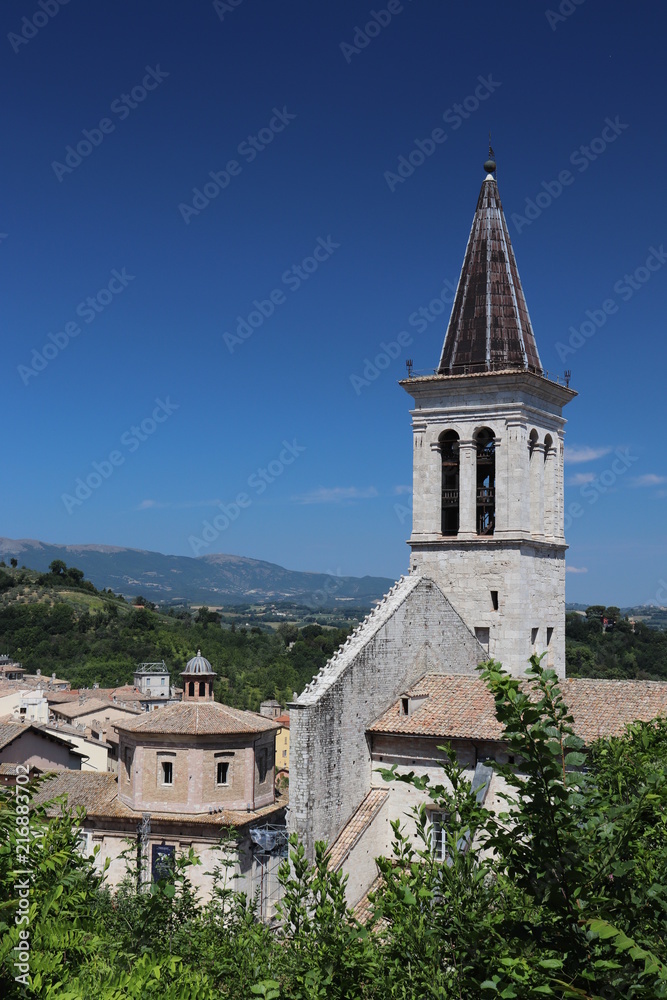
<box><xmin>188</xmin><ymin>681</ymin><xmax>195</xmax><ymax>698</ymax></box>
<box><xmin>199</xmin><ymin>681</ymin><xmax>206</xmax><ymax>697</ymax></box>
<box><xmin>440</xmin><ymin>430</ymin><xmax>460</xmax><ymax>536</ymax></box>
<box><xmin>475</xmin><ymin>427</ymin><xmax>495</xmax><ymax>535</ymax></box>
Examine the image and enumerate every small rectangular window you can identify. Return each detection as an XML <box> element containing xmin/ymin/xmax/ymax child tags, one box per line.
<box><xmin>257</xmin><ymin>748</ymin><xmax>269</xmax><ymax>784</ymax></box>
<box><xmin>491</xmin><ymin>590</ymin><xmax>499</xmax><ymax>611</ymax></box>
<box><xmin>531</xmin><ymin>627</ymin><xmax>539</xmax><ymax>650</ymax></box>
<box><xmin>546</xmin><ymin>626</ymin><xmax>554</xmax><ymax>645</ymax></box>
<box><xmin>401</xmin><ymin>697</ymin><xmax>409</xmax><ymax>716</ymax></box>
<box><xmin>282</xmin><ymin>749</ymin><xmax>287</xmax><ymax>758</ymax></box>
<box><xmin>216</xmin><ymin>761</ymin><xmax>229</xmax><ymax>785</ymax></box>
<box><xmin>475</xmin><ymin>627</ymin><xmax>490</xmax><ymax>653</ymax></box>
<box><xmin>124</xmin><ymin>748</ymin><xmax>133</xmax><ymax>781</ymax></box>
<box><xmin>162</xmin><ymin>761</ymin><xmax>173</xmax><ymax>785</ymax></box>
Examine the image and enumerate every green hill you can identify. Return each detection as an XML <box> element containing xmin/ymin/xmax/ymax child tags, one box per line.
<box><xmin>0</xmin><ymin>564</ymin><xmax>348</xmax><ymax>710</ymax></box>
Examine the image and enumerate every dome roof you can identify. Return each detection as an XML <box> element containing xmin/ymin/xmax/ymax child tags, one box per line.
<box><xmin>182</xmin><ymin>650</ymin><xmax>215</xmax><ymax>675</ymax></box>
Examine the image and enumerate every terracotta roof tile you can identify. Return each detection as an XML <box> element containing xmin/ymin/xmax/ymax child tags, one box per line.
<box><xmin>52</xmin><ymin>698</ymin><xmax>140</xmax><ymax>720</ymax></box>
<box><xmin>352</xmin><ymin>874</ymin><xmax>383</xmax><ymax>925</ymax></box>
<box><xmin>369</xmin><ymin>674</ymin><xmax>667</xmax><ymax>744</ymax></box>
<box><xmin>114</xmin><ymin>701</ymin><xmax>279</xmax><ymax>736</ymax></box>
<box><xmin>327</xmin><ymin>789</ymin><xmax>389</xmax><ymax>871</ymax></box>
<box><xmin>0</xmin><ymin>722</ymin><xmax>26</xmax><ymax>750</ymax></box>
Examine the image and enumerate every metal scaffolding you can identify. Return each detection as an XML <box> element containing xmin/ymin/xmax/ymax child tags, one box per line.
<box><xmin>137</xmin><ymin>812</ymin><xmax>151</xmax><ymax>890</ymax></box>
<box><xmin>249</xmin><ymin>823</ymin><xmax>289</xmax><ymax>924</ymax></box>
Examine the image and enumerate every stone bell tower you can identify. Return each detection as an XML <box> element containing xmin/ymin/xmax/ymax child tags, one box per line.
<box><xmin>401</xmin><ymin>151</ymin><xmax>576</xmax><ymax>676</ymax></box>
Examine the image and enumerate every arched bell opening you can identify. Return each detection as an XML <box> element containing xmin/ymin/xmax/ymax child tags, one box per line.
<box><xmin>475</xmin><ymin>427</ymin><xmax>495</xmax><ymax>535</ymax></box>
<box><xmin>440</xmin><ymin>430</ymin><xmax>460</xmax><ymax>535</ymax></box>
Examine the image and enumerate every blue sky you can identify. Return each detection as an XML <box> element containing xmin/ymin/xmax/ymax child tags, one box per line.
<box><xmin>2</xmin><ymin>0</ymin><xmax>666</xmax><ymax>606</ymax></box>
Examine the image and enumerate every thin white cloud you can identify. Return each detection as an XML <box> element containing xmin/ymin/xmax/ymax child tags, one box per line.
<box><xmin>568</xmin><ymin>472</ymin><xmax>596</xmax><ymax>486</ymax></box>
<box><xmin>630</xmin><ymin>474</ymin><xmax>667</xmax><ymax>487</ymax></box>
<box><xmin>392</xmin><ymin>485</ymin><xmax>412</xmax><ymax>495</ymax></box>
<box><xmin>564</xmin><ymin>445</ymin><xmax>612</xmax><ymax>465</ymax></box>
<box><xmin>293</xmin><ymin>486</ymin><xmax>379</xmax><ymax>505</ymax></box>
<box><xmin>137</xmin><ymin>498</ymin><xmax>221</xmax><ymax>511</ymax></box>
<box><xmin>566</xmin><ymin>566</ymin><xmax>588</xmax><ymax>574</ymax></box>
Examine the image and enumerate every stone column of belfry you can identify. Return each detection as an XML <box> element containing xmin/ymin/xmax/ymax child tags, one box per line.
<box><xmin>498</xmin><ymin>421</ymin><xmax>527</xmax><ymax>539</ymax></box>
<box><xmin>410</xmin><ymin>423</ymin><xmax>427</xmax><ymax>537</ymax></box>
<box><xmin>543</xmin><ymin>441</ymin><xmax>557</xmax><ymax>539</ymax></box>
<box><xmin>458</xmin><ymin>439</ymin><xmax>477</xmax><ymax>536</ymax></box>
<box><xmin>530</xmin><ymin>441</ymin><xmax>546</xmax><ymax>539</ymax></box>
<box><xmin>556</xmin><ymin>433</ymin><xmax>566</xmax><ymax>541</ymax></box>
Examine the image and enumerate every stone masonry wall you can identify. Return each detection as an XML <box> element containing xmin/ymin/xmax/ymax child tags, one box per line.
<box><xmin>289</xmin><ymin>575</ymin><xmax>483</xmax><ymax>860</ymax></box>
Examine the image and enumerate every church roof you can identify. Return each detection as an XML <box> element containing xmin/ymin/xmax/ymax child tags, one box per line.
<box><xmin>437</xmin><ymin>158</ymin><xmax>543</xmax><ymax>377</ymax></box>
<box><xmin>182</xmin><ymin>650</ymin><xmax>215</xmax><ymax>675</ymax></box>
<box><xmin>113</xmin><ymin>700</ymin><xmax>279</xmax><ymax>736</ymax></box>
<box><xmin>369</xmin><ymin>674</ymin><xmax>667</xmax><ymax>745</ymax></box>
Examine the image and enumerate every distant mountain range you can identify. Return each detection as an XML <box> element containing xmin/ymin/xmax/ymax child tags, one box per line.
<box><xmin>0</xmin><ymin>538</ymin><xmax>396</xmax><ymax>608</ymax></box>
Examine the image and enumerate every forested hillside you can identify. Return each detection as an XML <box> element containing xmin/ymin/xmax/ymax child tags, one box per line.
<box><xmin>566</xmin><ymin>606</ymin><xmax>667</xmax><ymax>681</ymax></box>
<box><xmin>2</xmin><ymin>564</ymin><xmax>667</xmax><ymax>706</ymax></box>
<box><xmin>0</xmin><ymin>563</ymin><xmax>348</xmax><ymax>710</ymax></box>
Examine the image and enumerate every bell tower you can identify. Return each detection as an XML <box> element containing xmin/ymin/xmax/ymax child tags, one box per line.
<box><xmin>401</xmin><ymin>151</ymin><xmax>576</xmax><ymax>676</ymax></box>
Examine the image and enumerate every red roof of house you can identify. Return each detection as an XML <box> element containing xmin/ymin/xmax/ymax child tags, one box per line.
<box><xmin>369</xmin><ymin>674</ymin><xmax>667</xmax><ymax>745</ymax></box>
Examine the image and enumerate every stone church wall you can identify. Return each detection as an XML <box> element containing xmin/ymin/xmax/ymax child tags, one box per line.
<box><xmin>289</xmin><ymin>575</ymin><xmax>483</xmax><ymax>859</ymax></box>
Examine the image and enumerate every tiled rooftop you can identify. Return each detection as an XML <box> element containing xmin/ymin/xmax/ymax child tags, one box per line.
<box><xmin>352</xmin><ymin>874</ymin><xmax>383</xmax><ymax>925</ymax></box>
<box><xmin>114</xmin><ymin>701</ymin><xmax>279</xmax><ymax>736</ymax></box>
<box><xmin>327</xmin><ymin>789</ymin><xmax>389</xmax><ymax>872</ymax></box>
<box><xmin>369</xmin><ymin>674</ymin><xmax>667</xmax><ymax>744</ymax></box>
<box><xmin>51</xmin><ymin>698</ymin><xmax>140</xmax><ymax>720</ymax></box>
<box><xmin>0</xmin><ymin>721</ymin><xmax>80</xmax><ymax>754</ymax></box>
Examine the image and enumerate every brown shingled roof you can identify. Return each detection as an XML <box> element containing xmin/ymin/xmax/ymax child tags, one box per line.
<box><xmin>437</xmin><ymin>171</ymin><xmax>542</xmax><ymax>376</ymax></box>
<box><xmin>114</xmin><ymin>701</ymin><xmax>279</xmax><ymax>736</ymax></box>
<box><xmin>369</xmin><ymin>675</ymin><xmax>667</xmax><ymax>745</ymax></box>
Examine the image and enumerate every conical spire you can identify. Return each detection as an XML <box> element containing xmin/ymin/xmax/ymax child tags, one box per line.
<box><xmin>437</xmin><ymin>155</ymin><xmax>542</xmax><ymax>376</ymax></box>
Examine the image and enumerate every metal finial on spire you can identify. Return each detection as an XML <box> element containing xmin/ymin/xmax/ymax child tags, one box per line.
<box><xmin>484</xmin><ymin>134</ymin><xmax>496</xmax><ymax>175</ymax></box>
